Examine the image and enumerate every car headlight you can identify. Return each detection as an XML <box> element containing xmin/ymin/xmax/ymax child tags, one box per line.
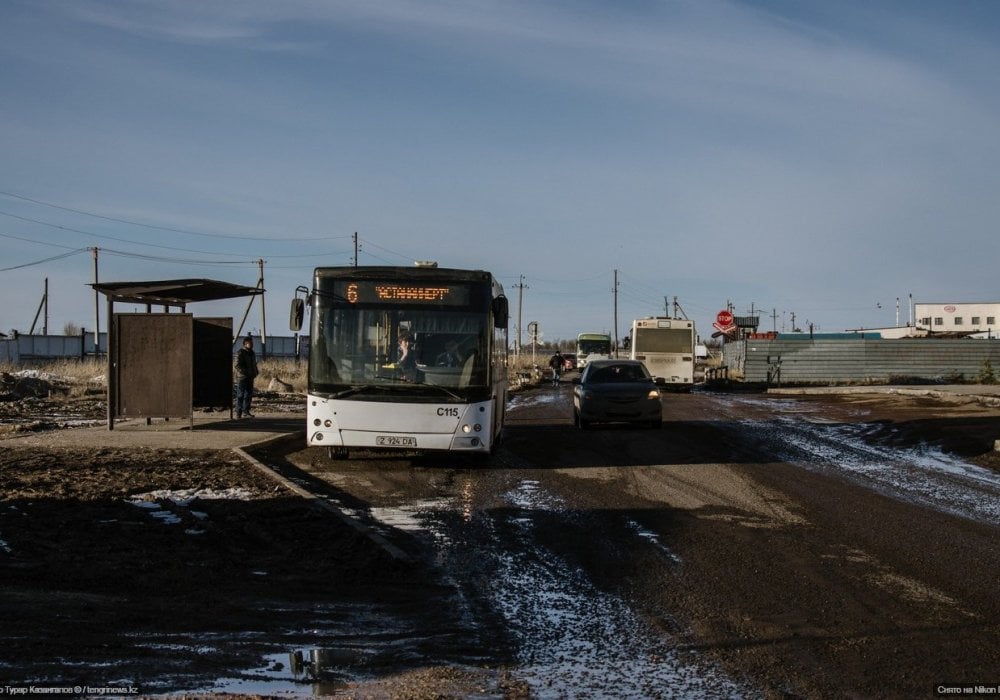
<box><xmin>647</xmin><ymin>389</ymin><xmax>660</xmax><ymax>399</ymax></box>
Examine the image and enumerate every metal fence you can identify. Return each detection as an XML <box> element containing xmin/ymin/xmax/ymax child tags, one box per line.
<box><xmin>1</xmin><ymin>333</ymin><xmax>308</xmax><ymax>363</ymax></box>
<box><xmin>722</xmin><ymin>338</ymin><xmax>1000</xmax><ymax>384</ymax></box>
<box><xmin>0</xmin><ymin>333</ymin><xmax>107</xmax><ymax>362</ymax></box>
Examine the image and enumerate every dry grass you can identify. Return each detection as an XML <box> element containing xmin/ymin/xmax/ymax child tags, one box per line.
<box><xmin>256</xmin><ymin>358</ymin><xmax>307</xmax><ymax>393</ymax></box>
<box><xmin>1</xmin><ymin>358</ymin><xmax>309</xmax><ymax>396</ymax></box>
<box><xmin>0</xmin><ymin>358</ymin><xmax>106</xmax><ymax>383</ymax></box>
<box><xmin>1</xmin><ymin>359</ymin><xmax>106</xmax><ymax>398</ymax></box>
<box><xmin>3</xmin><ymin>354</ymin><xmax>544</xmax><ymax>396</ymax></box>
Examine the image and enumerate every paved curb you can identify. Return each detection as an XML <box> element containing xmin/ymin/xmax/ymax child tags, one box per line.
<box><xmin>233</xmin><ymin>434</ymin><xmax>413</xmax><ymax>564</ymax></box>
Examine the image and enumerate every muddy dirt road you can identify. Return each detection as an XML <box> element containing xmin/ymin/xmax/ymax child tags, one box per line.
<box><xmin>278</xmin><ymin>388</ymin><xmax>1000</xmax><ymax>699</ymax></box>
<box><xmin>1</xmin><ymin>385</ymin><xmax>999</xmax><ymax>697</ymax></box>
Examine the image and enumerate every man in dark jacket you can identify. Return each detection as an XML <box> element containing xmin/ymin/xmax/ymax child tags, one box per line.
<box><xmin>235</xmin><ymin>337</ymin><xmax>259</xmax><ymax>418</ymax></box>
<box><xmin>548</xmin><ymin>350</ymin><xmax>564</xmax><ymax>387</ymax></box>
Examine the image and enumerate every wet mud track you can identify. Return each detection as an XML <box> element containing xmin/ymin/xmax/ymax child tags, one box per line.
<box><xmin>269</xmin><ymin>387</ymin><xmax>1000</xmax><ymax>698</ymax></box>
<box><xmin>2</xmin><ymin>387</ymin><xmax>999</xmax><ymax>697</ymax></box>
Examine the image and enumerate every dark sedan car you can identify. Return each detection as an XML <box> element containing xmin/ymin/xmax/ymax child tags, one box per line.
<box><xmin>572</xmin><ymin>359</ymin><xmax>662</xmax><ymax>429</ymax></box>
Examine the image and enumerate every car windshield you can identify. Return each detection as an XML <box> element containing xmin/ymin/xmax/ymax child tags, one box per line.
<box><xmin>587</xmin><ymin>364</ymin><xmax>649</xmax><ymax>383</ymax></box>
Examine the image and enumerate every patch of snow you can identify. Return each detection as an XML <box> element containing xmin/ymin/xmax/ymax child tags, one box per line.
<box><xmin>130</xmin><ymin>488</ymin><xmax>258</xmax><ymax>506</ymax></box>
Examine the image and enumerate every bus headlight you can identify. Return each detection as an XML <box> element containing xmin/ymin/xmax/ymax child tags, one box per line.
<box><xmin>462</xmin><ymin>424</ymin><xmax>471</xmax><ymax>433</ymax></box>
<box><xmin>324</xmin><ymin>419</ymin><xmax>333</xmax><ymax>427</ymax></box>
<box><xmin>473</xmin><ymin>423</ymin><xmax>482</xmax><ymax>432</ymax></box>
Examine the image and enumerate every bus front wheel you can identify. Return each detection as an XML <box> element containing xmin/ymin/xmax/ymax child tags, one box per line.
<box><xmin>328</xmin><ymin>446</ymin><xmax>349</xmax><ymax>460</ymax></box>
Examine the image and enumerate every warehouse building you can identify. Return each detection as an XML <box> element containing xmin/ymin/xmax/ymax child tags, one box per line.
<box><xmin>914</xmin><ymin>302</ymin><xmax>1000</xmax><ymax>336</ymax></box>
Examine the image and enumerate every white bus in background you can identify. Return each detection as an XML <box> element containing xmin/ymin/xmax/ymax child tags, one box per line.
<box><xmin>629</xmin><ymin>317</ymin><xmax>695</xmax><ymax>390</ymax></box>
<box><xmin>575</xmin><ymin>332</ymin><xmax>613</xmax><ymax>370</ymax></box>
<box><xmin>290</xmin><ymin>264</ymin><xmax>509</xmax><ymax>459</ymax></box>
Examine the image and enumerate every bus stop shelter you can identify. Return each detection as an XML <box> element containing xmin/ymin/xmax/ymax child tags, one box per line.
<box><xmin>91</xmin><ymin>279</ymin><xmax>263</xmax><ymax>430</ymax></box>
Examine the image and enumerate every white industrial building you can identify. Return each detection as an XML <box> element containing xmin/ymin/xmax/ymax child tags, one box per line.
<box><xmin>843</xmin><ymin>300</ymin><xmax>1000</xmax><ymax>338</ymax></box>
<box><xmin>914</xmin><ymin>302</ymin><xmax>1000</xmax><ymax>336</ymax></box>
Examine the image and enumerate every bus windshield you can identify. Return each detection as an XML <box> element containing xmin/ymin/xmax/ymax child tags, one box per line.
<box><xmin>634</xmin><ymin>328</ymin><xmax>691</xmax><ymax>353</ymax></box>
<box><xmin>577</xmin><ymin>337</ymin><xmax>611</xmax><ymax>354</ymax></box>
<box><xmin>310</xmin><ymin>293</ymin><xmax>491</xmax><ymax>398</ymax></box>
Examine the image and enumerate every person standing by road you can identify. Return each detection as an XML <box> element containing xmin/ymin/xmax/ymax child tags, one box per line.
<box><xmin>548</xmin><ymin>349</ymin><xmax>564</xmax><ymax>387</ymax></box>
<box><xmin>235</xmin><ymin>336</ymin><xmax>259</xmax><ymax>418</ymax></box>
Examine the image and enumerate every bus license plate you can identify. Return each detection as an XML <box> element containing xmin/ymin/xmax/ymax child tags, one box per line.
<box><xmin>376</xmin><ymin>435</ymin><xmax>417</xmax><ymax>447</ymax></box>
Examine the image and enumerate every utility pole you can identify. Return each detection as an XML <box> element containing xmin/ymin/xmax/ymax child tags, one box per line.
<box><xmin>258</xmin><ymin>258</ymin><xmax>267</xmax><ymax>359</ymax></box>
<box><xmin>772</xmin><ymin>308</ymin><xmax>778</xmax><ymax>333</ymax></box>
<box><xmin>612</xmin><ymin>269</ymin><xmax>619</xmax><ymax>358</ymax></box>
<box><xmin>664</xmin><ymin>296</ymin><xmax>669</xmax><ymax>316</ymax></box>
<box><xmin>92</xmin><ymin>247</ymin><xmax>100</xmax><ymax>355</ymax></box>
<box><xmin>353</xmin><ymin>232</ymin><xmax>359</xmax><ymax>266</ymax></box>
<box><xmin>513</xmin><ymin>275</ymin><xmax>528</xmax><ymax>358</ymax></box>
<box><xmin>30</xmin><ymin>278</ymin><xmax>49</xmax><ymax>335</ymax></box>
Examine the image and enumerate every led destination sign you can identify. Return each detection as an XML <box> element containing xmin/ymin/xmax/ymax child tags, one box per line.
<box><xmin>335</xmin><ymin>280</ymin><xmax>471</xmax><ymax>306</ymax></box>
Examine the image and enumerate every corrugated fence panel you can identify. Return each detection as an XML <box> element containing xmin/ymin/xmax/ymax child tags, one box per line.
<box><xmin>17</xmin><ymin>334</ymin><xmax>88</xmax><ymax>359</ymax></box>
<box><xmin>723</xmin><ymin>339</ymin><xmax>1000</xmax><ymax>383</ymax></box>
<box><xmin>0</xmin><ymin>339</ymin><xmax>17</xmax><ymax>362</ymax></box>
<box><xmin>2</xmin><ymin>334</ymin><xmax>307</xmax><ymax>363</ymax></box>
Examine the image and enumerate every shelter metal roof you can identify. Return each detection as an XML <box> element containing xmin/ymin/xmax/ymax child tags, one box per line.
<box><xmin>91</xmin><ymin>279</ymin><xmax>263</xmax><ymax>306</ymax></box>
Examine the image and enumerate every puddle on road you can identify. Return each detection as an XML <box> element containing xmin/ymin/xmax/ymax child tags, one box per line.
<box><xmin>168</xmin><ymin>599</ymin><xmax>478</xmax><ymax>697</ymax></box>
<box><xmin>508</xmin><ymin>391</ymin><xmax>564</xmax><ymax>410</ymax></box>
<box><xmin>187</xmin><ymin>649</ymin><xmax>354</xmax><ymax>697</ymax></box>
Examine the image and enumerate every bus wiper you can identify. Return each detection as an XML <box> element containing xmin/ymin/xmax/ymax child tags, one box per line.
<box><xmin>331</xmin><ymin>384</ymin><xmax>384</xmax><ymax>399</ymax></box>
<box><xmin>408</xmin><ymin>382</ymin><xmax>464</xmax><ymax>401</ymax></box>
<box><xmin>330</xmin><ymin>382</ymin><xmax>463</xmax><ymax>401</ymax></box>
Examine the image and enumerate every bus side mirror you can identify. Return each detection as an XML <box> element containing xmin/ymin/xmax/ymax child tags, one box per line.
<box><xmin>493</xmin><ymin>296</ymin><xmax>509</xmax><ymax>328</ymax></box>
<box><xmin>289</xmin><ymin>298</ymin><xmax>304</xmax><ymax>332</ymax></box>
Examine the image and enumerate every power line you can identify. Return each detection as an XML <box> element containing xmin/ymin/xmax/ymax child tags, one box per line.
<box><xmin>99</xmin><ymin>248</ymin><xmax>256</xmax><ymax>266</ymax></box>
<box><xmin>0</xmin><ymin>248</ymin><xmax>89</xmax><ymax>273</ymax></box>
<box><xmin>358</xmin><ymin>237</ymin><xmax>416</xmax><ymax>263</ymax></box>
<box><xmin>0</xmin><ymin>189</ymin><xmax>346</xmax><ymax>241</ymax></box>
<box><xmin>0</xmin><ymin>231</ymin><xmax>81</xmax><ymax>250</ymax></box>
<box><xmin>0</xmin><ymin>210</ymin><xmax>351</xmax><ymax>260</ymax></box>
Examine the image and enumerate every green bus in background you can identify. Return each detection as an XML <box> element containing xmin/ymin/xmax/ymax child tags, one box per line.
<box><xmin>575</xmin><ymin>332</ymin><xmax>612</xmax><ymax>370</ymax></box>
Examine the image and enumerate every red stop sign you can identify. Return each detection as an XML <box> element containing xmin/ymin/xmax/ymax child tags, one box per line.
<box><xmin>716</xmin><ymin>310</ymin><xmax>734</xmax><ymax>326</ymax></box>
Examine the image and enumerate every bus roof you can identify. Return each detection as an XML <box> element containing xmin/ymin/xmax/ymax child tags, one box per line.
<box><xmin>314</xmin><ymin>265</ymin><xmax>493</xmax><ymax>282</ymax></box>
<box><xmin>577</xmin><ymin>332</ymin><xmax>611</xmax><ymax>339</ymax></box>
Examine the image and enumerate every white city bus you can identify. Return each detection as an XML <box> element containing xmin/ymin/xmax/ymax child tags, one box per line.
<box><xmin>290</xmin><ymin>265</ymin><xmax>509</xmax><ymax>459</ymax></box>
<box><xmin>629</xmin><ymin>317</ymin><xmax>695</xmax><ymax>390</ymax></box>
<box><xmin>576</xmin><ymin>332</ymin><xmax>612</xmax><ymax>370</ymax></box>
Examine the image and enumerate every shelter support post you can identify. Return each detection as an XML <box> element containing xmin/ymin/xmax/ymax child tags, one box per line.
<box><xmin>106</xmin><ymin>295</ymin><xmax>116</xmax><ymax>430</ymax></box>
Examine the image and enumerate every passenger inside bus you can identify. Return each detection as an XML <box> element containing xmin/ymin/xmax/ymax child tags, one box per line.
<box><xmin>435</xmin><ymin>338</ymin><xmax>464</xmax><ymax>367</ymax></box>
<box><xmin>397</xmin><ymin>334</ymin><xmax>421</xmax><ymax>382</ymax></box>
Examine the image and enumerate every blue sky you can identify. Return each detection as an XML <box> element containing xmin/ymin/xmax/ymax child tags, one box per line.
<box><xmin>2</xmin><ymin>0</ymin><xmax>999</xmax><ymax>345</ymax></box>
